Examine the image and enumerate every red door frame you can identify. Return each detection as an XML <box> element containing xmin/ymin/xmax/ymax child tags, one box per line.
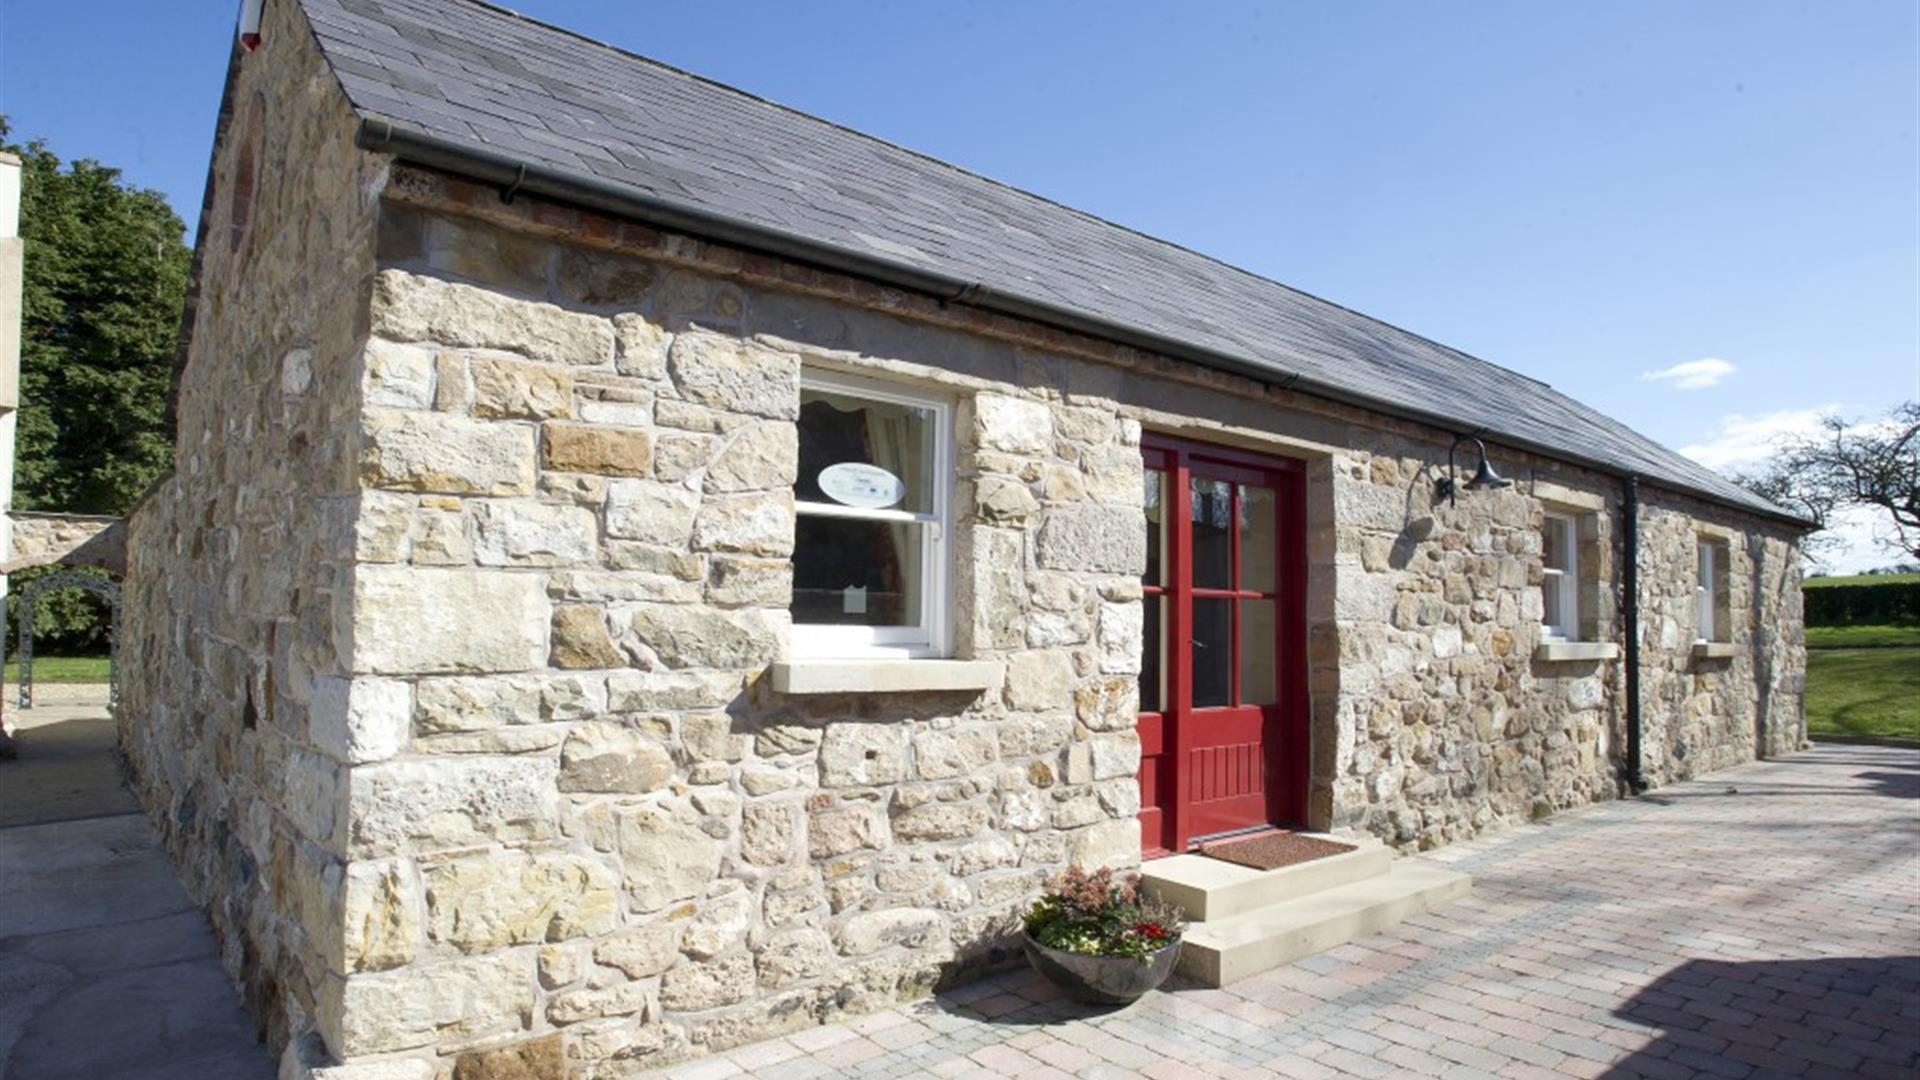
<box><xmin>1138</xmin><ymin>433</ymin><xmax>1309</xmax><ymax>857</ymax></box>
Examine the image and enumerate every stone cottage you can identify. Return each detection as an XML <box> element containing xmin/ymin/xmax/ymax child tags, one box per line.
<box><xmin>117</xmin><ymin>0</ymin><xmax>1809</xmax><ymax>1074</ymax></box>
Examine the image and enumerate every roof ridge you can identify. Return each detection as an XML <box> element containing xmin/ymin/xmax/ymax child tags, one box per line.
<box><xmin>400</xmin><ymin>0</ymin><xmax>1560</xmax><ymax>394</ymax></box>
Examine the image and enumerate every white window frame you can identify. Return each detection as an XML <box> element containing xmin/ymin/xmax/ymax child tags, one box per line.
<box><xmin>1542</xmin><ymin>512</ymin><xmax>1579</xmax><ymax>641</ymax></box>
<box><xmin>1696</xmin><ymin>539</ymin><xmax>1717</xmax><ymax>643</ymax></box>
<box><xmin>790</xmin><ymin>369</ymin><xmax>952</xmax><ymax>660</ymax></box>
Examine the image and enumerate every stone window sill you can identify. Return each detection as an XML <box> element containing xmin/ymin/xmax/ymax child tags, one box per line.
<box><xmin>1692</xmin><ymin>641</ymin><xmax>1738</xmax><ymax>660</ymax></box>
<box><xmin>1533</xmin><ymin>641</ymin><xmax>1620</xmax><ymax>663</ymax></box>
<box><xmin>769</xmin><ymin>660</ymin><xmax>1003</xmax><ymax>695</ymax></box>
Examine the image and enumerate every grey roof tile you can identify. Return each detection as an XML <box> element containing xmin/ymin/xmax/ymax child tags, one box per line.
<box><xmin>295</xmin><ymin>0</ymin><xmax>1798</xmax><ymax>522</ymax></box>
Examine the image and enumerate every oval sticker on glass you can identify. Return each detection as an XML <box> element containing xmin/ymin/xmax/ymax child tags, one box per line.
<box><xmin>818</xmin><ymin>462</ymin><xmax>905</xmax><ymax>509</ymax></box>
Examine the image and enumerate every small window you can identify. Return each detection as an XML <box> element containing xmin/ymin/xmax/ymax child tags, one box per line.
<box><xmin>1542</xmin><ymin>512</ymin><xmax>1579</xmax><ymax>641</ymax></box>
<box><xmin>790</xmin><ymin>371</ymin><xmax>951</xmax><ymax>658</ymax></box>
<box><xmin>1696</xmin><ymin>537</ymin><xmax>1730</xmax><ymax>643</ymax></box>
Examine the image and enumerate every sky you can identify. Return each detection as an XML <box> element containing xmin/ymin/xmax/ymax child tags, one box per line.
<box><xmin>2</xmin><ymin>0</ymin><xmax>1915</xmax><ymax>570</ymax></box>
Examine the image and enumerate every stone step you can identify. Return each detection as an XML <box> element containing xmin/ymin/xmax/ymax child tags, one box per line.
<box><xmin>1140</xmin><ymin>834</ymin><xmax>1393</xmax><ymax>922</ymax></box>
<box><xmin>1174</xmin><ymin>861</ymin><xmax>1473</xmax><ymax>986</ymax></box>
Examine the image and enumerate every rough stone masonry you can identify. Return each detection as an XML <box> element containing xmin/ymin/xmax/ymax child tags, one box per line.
<box><xmin>115</xmin><ymin>3</ymin><xmax>1805</xmax><ymax>1077</ymax></box>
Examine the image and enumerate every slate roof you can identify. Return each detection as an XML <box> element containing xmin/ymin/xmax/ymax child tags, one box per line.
<box><xmin>294</xmin><ymin>0</ymin><xmax>1800</xmax><ymax>524</ymax></box>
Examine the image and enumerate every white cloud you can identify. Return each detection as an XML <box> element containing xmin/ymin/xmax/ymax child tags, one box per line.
<box><xmin>1641</xmin><ymin>357</ymin><xmax>1737</xmax><ymax>390</ymax></box>
<box><xmin>1679</xmin><ymin>407</ymin><xmax>1832</xmax><ymax>472</ymax></box>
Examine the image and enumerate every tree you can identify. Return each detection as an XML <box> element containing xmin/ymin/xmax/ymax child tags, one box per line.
<box><xmin>4</xmin><ymin>117</ymin><xmax>190</xmax><ymax>514</ymax></box>
<box><xmin>1738</xmin><ymin>401</ymin><xmax>1920</xmax><ymax>561</ymax></box>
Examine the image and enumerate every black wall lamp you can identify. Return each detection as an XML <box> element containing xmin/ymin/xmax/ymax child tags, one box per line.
<box><xmin>1435</xmin><ymin>434</ymin><xmax>1513</xmax><ymax>506</ymax></box>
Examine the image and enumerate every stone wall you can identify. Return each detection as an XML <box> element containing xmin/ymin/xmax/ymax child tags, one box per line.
<box><xmin>116</xmin><ymin>0</ymin><xmax>383</xmax><ymax>1056</ymax></box>
<box><xmin>3</xmin><ymin>511</ymin><xmax>124</xmax><ymax>573</ymax></box>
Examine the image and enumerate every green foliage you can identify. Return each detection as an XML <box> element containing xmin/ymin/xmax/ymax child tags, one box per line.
<box><xmin>1023</xmin><ymin>866</ymin><xmax>1185</xmax><ymax>961</ymax></box>
<box><xmin>3</xmin><ymin>117</ymin><xmax>189</xmax><ymax>514</ymax></box>
<box><xmin>1806</xmin><ymin>624</ymin><xmax>1920</xmax><ymax>649</ymax></box>
<box><xmin>1802</xmin><ymin>579</ymin><xmax>1920</xmax><ymax>626</ymax></box>
<box><xmin>1805</xmin><ymin>648</ymin><xmax>1920</xmax><ymax>742</ymax></box>
<box><xmin>3</xmin><ymin>566</ymin><xmax>115</xmax><ymax>657</ymax></box>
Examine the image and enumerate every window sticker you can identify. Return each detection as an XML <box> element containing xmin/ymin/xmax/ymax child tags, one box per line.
<box><xmin>817</xmin><ymin>462</ymin><xmax>906</xmax><ymax>509</ymax></box>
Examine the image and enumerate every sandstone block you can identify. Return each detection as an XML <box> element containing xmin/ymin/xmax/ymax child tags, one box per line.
<box><xmin>471</xmin><ymin>500</ymin><xmax>597</xmax><ymax>566</ymax></box>
<box><xmin>974</xmin><ymin>475</ymin><xmax>1040</xmax><ymax>525</ymax></box>
<box><xmin>808</xmin><ymin>803</ymin><xmax>885</xmax><ymax>859</ymax></box>
<box><xmin>659</xmin><ymin>953</ymin><xmax>756</xmax><ymax>1011</ymax></box>
<box><xmin>451</xmin><ymin>1034</ymin><xmax>565</xmax><ymax>1080</ymax></box>
<box><xmin>1097</xmin><ymin>601</ymin><xmax>1143</xmax><ymax>675</ymax></box>
<box><xmin>612</xmin><ymin>313</ymin><xmax>669</xmax><ymax>379</ymax></box>
<box><xmin>680</xmin><ymin>887</ymin><xmax>753</xmax><ymax>959</ymax></box>
<box><xmin>704</xmin><ymin>422</ymin><xmax>798</xmax><ymax>493</ymax></box>
<box><xmin>890</xmin><ymin>798</ymin><xmax>988</xmax><ymax>841</ymax></box>
<box><xmin>913</xmin><ymin>725</ymin><xmax>998</xmax><ymax>780</ymax></box>
<box><xmin>424</xmin><ymin>851</ymin><xmax>618</xmax><ymax>951</ymax></box>
<box><xmin>604</xmin><ymin>479</ymin><xmax>699</xmax><ymax>545</ymax></box>
<box><xmin>543</xmin><ymin>423</ymin><xmax>651</xmax><ymax>477</ymax></box>
<box><xmin>617</xmin><ymin>806</ymin><xmax>721</xmax><ymax>911</ymax></box>
<box><xmin>1070</xmin><ymin>818</ymin><xmax>1142</xmax><ymax>870</ymax></box>
<box><xmin>818</xmin><ymin>723</ymin><xmax>907</xmax><ymax>787</ymax></box>
<box><xmin>547</xmin><ymin>981</ymin><xmax>650</xmax><ymax>1025</ymax></box>
<box><xmin>679</xmin><ymin>712</ymin><xmax>745</xmax><ymax>762</ymax></box>
<box><xmin>754</xmin><ymin>927</ymin><xmax>834</xmax><ymax>989</ymax></box>
<box><xmin>350</xmin><ymin>757</ymin><xmax>558</xmax><ymax>856</ymax></box>
<box><xmin>706</xmin><ymin>557</ymin><xmax>792</xmax><ymax>608</ymax></box>
<box><xmin>972</xmin><ymin>394</ymin><xmax>1052</xmax><ymax>454</ymax></box>
<box><xmin>362</xmin><ymin>339</ymin><xmax>436</xmax><ymax>409</ymax></box>
<box><xmin>371</xmin><ymin>269</ymin><xmax>613</xmax><ymax>366</ymax></box>
<box><xmin>414</xmin><ymin>674</ymin><xmax>605</xmax><ymax>734</ymax></box>
<box><xmin>740</xmin><ymin>801</ymin><xmax>800</xmax><ymax>866</ymax></box>
<box><xmin>668</xmin><ymin>331</ymin><xmax>799</xmax><ymax>420</ymax></box>
<box><xmin>837</xmin><ymin>908</ymin><xmax>945</xmax><ymax>956</ymax></box>
<box><xmin>342</xmin><ymin>859</ymin><xmax>420</xmax><ymax>974</ymax></box>
<box><xmin>550</xmin><ymin>605</ymin><xmax>624</xmax><ymax>669</ymax></box>
<box><xmin>1004</xmin><ymin>650</ymin><xmax>1075</xmax><ymax>711</ymax></box>
<box><xmin>361</xmin><ymin>409</ymin><xmax>535</xmax><ymax>496</ymax></box>
<box><xmin>350</xmin><ymin>567</ymin><xmax>548</xmax><ymax>674</ymax></box>
<box><xmin>692</xmin><ymin>492</ymin><xmax>795</xmax><ymax>556</ymax></box>
<box><xmin>310</xmin><ymin>676</ymin><xmax>411</xmax><ymax>764</ymax></box>
<box><xmin>607</xmin><ymin>669</ymin><xmax>742</xmax><ymax>712</ymax></box>
<box><xmin>594</xmin><ymin>924</ymin><xmax>681</xmax><ymax>978</ymax></box>
<box><xmin>469</xmin><ymin>353</ymin><xmax>573</xmax><ymax>419</ymax></box>
<box><xmin>328</xmin><ymin>951</ymin><xmax>533</xmax><ymax>1055</ymax></box>
<box><xmin>1036</xmin><ymin>505</ymin><xmax>1147</xmax><ymax>575</ymax></box>
<box><xmin>558</xmin><ymin>723</ymin><xmax>674</xmax><ymax>794</ymax></box>
<box><xmin>628</xmin><ymin>604</ymin><xmax>779</xmax><ymax>670</ymax></box>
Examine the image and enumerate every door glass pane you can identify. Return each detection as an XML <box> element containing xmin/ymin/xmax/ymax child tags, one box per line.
<box><xmin>1239</xmin><ymin>599</ymin><xmax>1278</xmax><ymax>706</ymax></box>
<box><xmin>791</xmin><ymin>516</ymin><xmax>923</xmax><ymax>626</ymax></box>
<box><xmin>1191</xmin><ymin>478</ymin><xmax>1232</xmax><ymax>589</ymax></box>
<box><xmin>1193</xmin><ymin>598</ymin><xmax>1231</xmax><ymax>707</ymax></box>
<box><xmin>796</xmin><ymin>387</ymin><xmax>935</xmax><ymax>513</ymax></box>
<box><xmin>1140</xmin><ymin>594</ymin><xmax>1163</xmax><ymax>713</ymax></box>
<box><xmin>1239</xmin><ymin>484</ymin><xmax>1277</xmax><ymax>594</ymax></box>
<box><xmin>1144</xmin><ymin>469</ymin><xmax>1166</xmax><ymax>587</ymax></box>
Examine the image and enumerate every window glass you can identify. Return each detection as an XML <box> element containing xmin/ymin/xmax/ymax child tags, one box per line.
<box><xmin>791</xmin><ymin>517</ymin><xmax>924</xmax><ymax>627</ymax></box>
<box><xmin>1144</xmin><ymin>469</ymin><xmax>1166</xmax><ymax>587</ymax></box>
<box><xmin>796</xmin><ymin>388</ymin><xmax>935</xmax><ymax>513</ymax></box>
<box><xmin>1239</xmin><ymin>484</ymin><xmax>1277</xmax><ymax>593</ymax></box>
<box><xmin>1193</xmin><ymin>598</ymin><xmax>1231</xmax><ymax>707</ymax></box>
<box><xmin>1239</xmin><ymin>599</ymin><xmax>1278</xmax><ymax>705</ymax></box>
<box><xmin>1192</xmin><ymin>478</ymin><xmax>1232</xmax><ymax>589</ymax></box>
<box><xmin>1140</xmin><ymin>594</ymin><xmax>1163</xmax><ymax>713</ymax></box>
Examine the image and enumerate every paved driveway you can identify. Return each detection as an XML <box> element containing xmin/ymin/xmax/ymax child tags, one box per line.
<box><xmin>654</xmin><ymin>744</ymin><xmax>1919</xmax><ymax>1080</ymax></box>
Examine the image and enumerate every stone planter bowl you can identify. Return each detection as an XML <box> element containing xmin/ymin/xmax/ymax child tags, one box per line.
<box><xmin>1022</xmin><ymin>932</ymin><xmax>1181</xmax><ymax>1005</ymax></box>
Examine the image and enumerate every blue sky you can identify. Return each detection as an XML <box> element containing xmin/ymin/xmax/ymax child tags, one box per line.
<box><xmin>3</xmin><ymin>1</ymin><xmax>1916</xmax><ymax>568</ymax></box>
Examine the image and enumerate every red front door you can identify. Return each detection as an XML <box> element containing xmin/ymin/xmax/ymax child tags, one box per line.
<box><xmin>1137</xmin><ymin>436</ymin><xmax>1308</xmax><ymax>856</ymax></box>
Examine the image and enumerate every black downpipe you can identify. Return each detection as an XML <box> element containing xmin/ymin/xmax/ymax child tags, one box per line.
<box><xmin>1622</xmin><ymin>476</ymin><xmax>1649</xmax><ymax>793</ymax></box>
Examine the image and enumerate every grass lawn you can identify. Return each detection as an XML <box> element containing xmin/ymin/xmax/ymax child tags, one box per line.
<box><xmin>1</xmin><ymin>656</ymin><xmax>112</xmax><ymax>683</ymax></box>
<box><xmin>1806</xmin><ymin>624</ymin><xmax>1920</xmax><ymax>649</ymax></box>
<box><xmin>1805</xmin><ymin>646</ymin><xmax>1920</xmax><ymax>741</ymax></box>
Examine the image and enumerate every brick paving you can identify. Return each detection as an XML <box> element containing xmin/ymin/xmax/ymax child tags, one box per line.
<box><xmin>649</xmin><ymin>744</ymin><xmax>1919</xmax><ymax>1079</ymax></box>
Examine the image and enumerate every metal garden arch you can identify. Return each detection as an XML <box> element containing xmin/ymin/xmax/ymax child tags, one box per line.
<box><xmin>13</xmin><ymin>570</ymin><xmax>121</xmax><ymax>709</ymax></box>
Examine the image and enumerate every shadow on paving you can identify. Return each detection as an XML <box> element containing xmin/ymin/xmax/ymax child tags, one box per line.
<box><xmin>1603</xmin><ymin>955</ymin><xmax>1920</xmax><ymax>1079</ymax></box>
<box><xmin>0</xmin><ymin>704</ymin><xmax>274</xmax><ymax>1079</ymax></box>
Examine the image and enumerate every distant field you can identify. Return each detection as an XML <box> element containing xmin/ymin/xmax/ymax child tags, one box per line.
<box><xmin>1</xmin><ymin>656</ymin><xmax>112</xmax><ymax>684</ymax></box>
<box><xmin>1806</xmin><ymin>624</ymin><xmax>1920</xmax><ymax>649</ymax></box>
<box><xmin>1804</xmin><ymin>572</ymin><xmax>1920</xmax><ymax>587</ymax></box>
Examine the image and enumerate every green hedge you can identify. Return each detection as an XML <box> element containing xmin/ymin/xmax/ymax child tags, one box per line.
<box><xmin>1804</xmin><ymin>579</ymin><xmax>1920</xmax><ymax>626</ymax></box>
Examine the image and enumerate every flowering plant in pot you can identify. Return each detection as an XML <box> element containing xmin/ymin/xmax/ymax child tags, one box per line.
<box><xmin>1021</xmin><ymin>866</ymin><xmax>1187</xmax><ymax>1004</ymax></box>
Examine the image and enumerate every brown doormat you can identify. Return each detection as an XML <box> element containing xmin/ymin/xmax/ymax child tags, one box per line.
<box><xmin>1199</xmin><ymin>830</ymin><xmax>1356</xmax><ymax>871</ymax></box>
